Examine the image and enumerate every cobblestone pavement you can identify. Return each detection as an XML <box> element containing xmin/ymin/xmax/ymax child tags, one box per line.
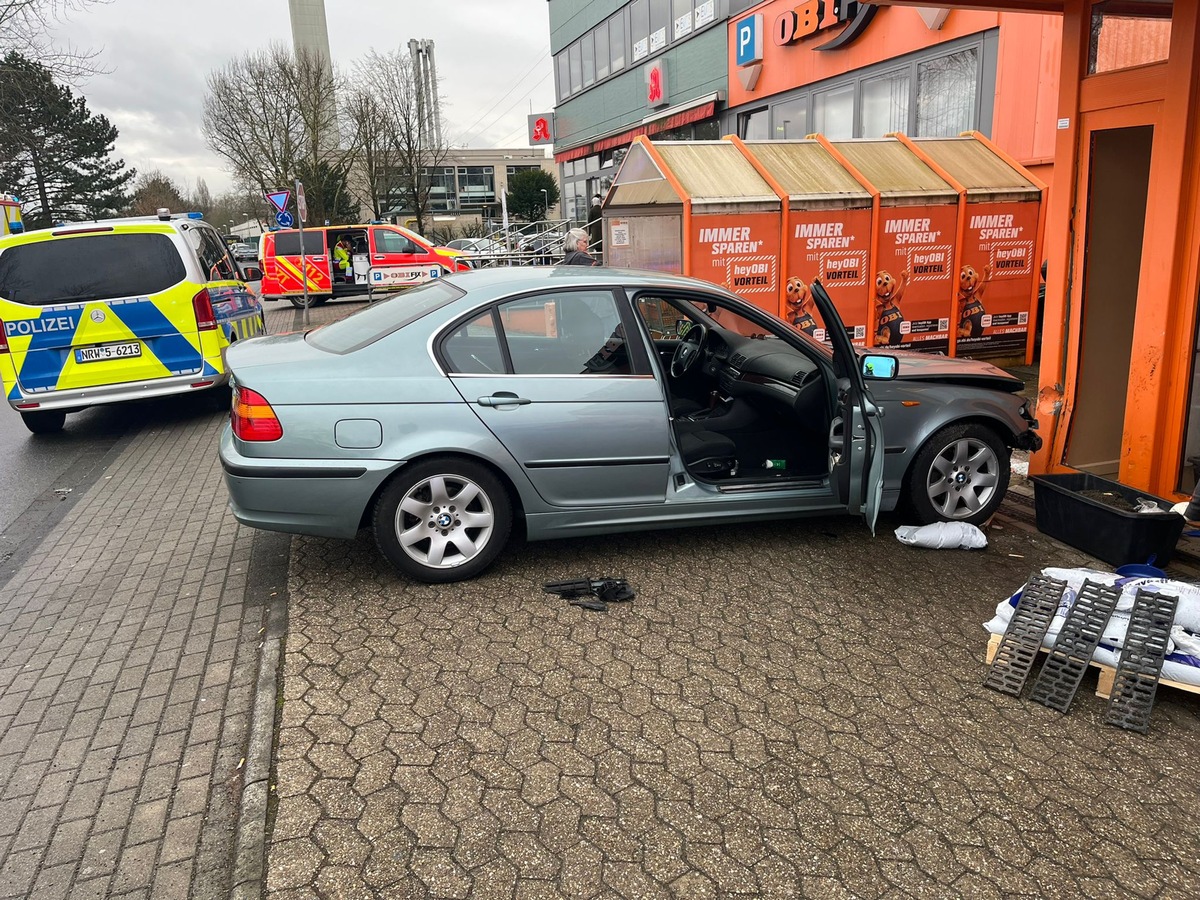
<box><xmin>0</xmin><ymin>298</ymin><xmax>339</xmax><ymax>899</ymax></box>
<box><xmin>266</xmin><ymin>511</ymin><xmax>1200</xmax><ymax>899</ymax></box>
<box><xmin>0</xmin><ymin>401</ymin><xmax>269</xmax><ymax>899</ymax></box>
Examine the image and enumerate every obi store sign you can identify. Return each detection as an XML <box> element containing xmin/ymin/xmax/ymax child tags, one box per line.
<box><xmin>738</xmin><ymin>0</ymin><xmax>877</xmax><ymax>62</ymax></box>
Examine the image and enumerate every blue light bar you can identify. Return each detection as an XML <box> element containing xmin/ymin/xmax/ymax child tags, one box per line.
<box><xmin>187</xmin><ymin>211</ymin><xmax>204</xmax><ymax>219</ymax></box>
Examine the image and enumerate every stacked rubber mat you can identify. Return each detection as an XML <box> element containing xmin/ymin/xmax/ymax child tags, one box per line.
<box><xmin>984</xmin><ymin>573</ymin><xmax>1178</xmax><ymax>733</ymax></box>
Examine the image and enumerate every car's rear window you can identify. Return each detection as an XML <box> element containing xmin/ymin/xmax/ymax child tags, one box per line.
<box><xmin>0</xmin><ymin>232</ymin><xmax>187</xmax><ymax>306</ymax></box>
<box><xmin>306</xmin><ymin>280</ymin><xmax>465</xmax><ymax>354</ymax></box>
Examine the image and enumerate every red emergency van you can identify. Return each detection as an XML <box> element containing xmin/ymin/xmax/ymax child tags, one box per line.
<box><xmin>260</xmin><ymin>223</ymin><xmax>471</xmax><ymax>306</ymax></box>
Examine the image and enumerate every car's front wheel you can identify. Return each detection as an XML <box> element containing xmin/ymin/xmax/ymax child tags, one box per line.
<box><xmin>374</xmin><ymin>457</ymin><xmax>512</xmax><ymax>583</ymax></box>
<box><xmin>906</xmin><ymin>423</ymin><xmax>1010</xmax><ymax>526</ymax></box>
<box><xmin>20</xmin><ymin>409</ymin><xmax>67</xmax><ymax>434</ymax></box>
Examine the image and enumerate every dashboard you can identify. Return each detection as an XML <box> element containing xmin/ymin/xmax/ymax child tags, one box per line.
<box><xmin>701</xmin><ymin>331</ymin><xmax>829</xmax><ymax>421</ymax></box>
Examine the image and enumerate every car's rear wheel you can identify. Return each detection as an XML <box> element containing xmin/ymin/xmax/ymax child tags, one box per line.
<box><xmin>21</xmin><ymin>409</ymin><xmax>67</xmax><ymax>434</ymax></box>
<box><xmin>906</xmin><ymin>423</ymin><xmax>1010</xmax><ymax>526</ymax></box>
<box><xmin>374</xmin><ymin>457</ymin><xmax>512</xmax><ymax>583</ymax></box>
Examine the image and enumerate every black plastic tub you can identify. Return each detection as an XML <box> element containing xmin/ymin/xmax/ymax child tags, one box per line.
<box><xmin>1030</xmin><ymin>472</ymin><xmax>1185</xmax><ymax>567</ymax></box>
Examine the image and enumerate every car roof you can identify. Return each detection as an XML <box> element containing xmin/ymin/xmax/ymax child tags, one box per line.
<box><xmin>4</xmin><ymin>213</ymin><xmax>220</xmax><ymax>239</ymax></box>
<box><xmin>444</xmin><ymin>265</ymin><xmax>739</xmax><ymax>298</ymax></box>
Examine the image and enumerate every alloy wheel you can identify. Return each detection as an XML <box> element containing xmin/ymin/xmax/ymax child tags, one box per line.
<box><xmin>925</xmin><ymin>436</ymin><xmax>1002</xmax><ymax>519</ymax></box>
<box><xmin>394</xmin><ymin>473</ymin><xmax>496</xmax><ymax>569</ymax></box>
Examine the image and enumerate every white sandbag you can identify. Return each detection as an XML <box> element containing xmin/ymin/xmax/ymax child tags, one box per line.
<box><xmin>1170</xmin><ymin>626</ymin><xmax>1200</xmax><ymax>657</ymax></box>
<box><xmin>894</xmin><ymin>522</ymin><xmax>987</xmax><ymax>549</ymax></box>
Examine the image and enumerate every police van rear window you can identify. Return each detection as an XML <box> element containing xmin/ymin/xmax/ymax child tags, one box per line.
<box><xmin>0</xmin><ymin>233</ymin><xmax>186</xmax><ymax>306</ymax></box>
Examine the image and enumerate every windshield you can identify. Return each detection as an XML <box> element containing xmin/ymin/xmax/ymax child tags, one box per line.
<box><xmin>0</xmin><ymin>232</ymin><xmax>186</xmax><ymax>306</ymax></box>
<box><xmin>640</xmin><ymin>293</ymin><xmax>833</xmax><ymax>357</ymax></box>
<box><xmin>306</xmin><ymin>280</ymin><xmax>464</xmax><ymax>354</ymax></box>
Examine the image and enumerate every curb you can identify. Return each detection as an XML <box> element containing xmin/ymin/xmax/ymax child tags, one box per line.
<box><xmin>231</xmin><ymin>529</ymin><xmax>292</xmax><ymax>900</ymax></box>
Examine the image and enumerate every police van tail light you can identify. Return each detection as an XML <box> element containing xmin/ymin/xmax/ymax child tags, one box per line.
<box><xmin>193</xmin><ymin>288</ymin><xmax>217</xmax><ymax>331</ymax></box>
<box><xmin>231</xmin><ymin>386</ymin><xmax>283</xmax><ymax>441</ymax></box>
<box><xmin>0</xmin><ymin>319</ymin><xmax>8</xmax><ymax>354</ymax></box>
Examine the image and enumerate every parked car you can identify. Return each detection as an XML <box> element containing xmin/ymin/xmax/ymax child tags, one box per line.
<box><xmin>511</xmin><ymin>225</ymin><xmax>565</xmax><ymax>264</ymax></box>
<box><xmin>231</xmin><ymin>242</ymin><xmax>258</xmax><ymax>262</ymax></box>
<box><xmin>219</xmin><ymin>267</ymin><xmax>1040</xmax><ymax>582</ymax></box>
<box><xmin>445</xmin><ymin>238</ymin><xmax>509</xmax><ymax>267</ymax></box>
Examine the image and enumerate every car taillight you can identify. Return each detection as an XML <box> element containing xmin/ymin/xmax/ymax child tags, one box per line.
<box><xmin>193</xmin><ymin>288</ymin><xmax>217</xmax><ymax>331</ymax></box>
<box><xmin>231</xmin><ymin>386</ymin><xmax>283</xmax><ymax>441</ymax></box>
<box><xmin>0</xmin><ymin>319</ymin><xmax>8</xmax><ymax>354</ymax></box>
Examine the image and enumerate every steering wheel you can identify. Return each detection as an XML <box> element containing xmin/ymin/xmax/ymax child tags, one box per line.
<box><xmin>670</xmin><ymin>323</ymin><xmax>709</xmax><ymax>379</ymax></box>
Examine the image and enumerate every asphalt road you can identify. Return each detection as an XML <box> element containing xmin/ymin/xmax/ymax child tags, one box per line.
<box><xmin>0</xmin><ymin>394</ymin><xmax>217</xmax><ymax>577</ymax></box>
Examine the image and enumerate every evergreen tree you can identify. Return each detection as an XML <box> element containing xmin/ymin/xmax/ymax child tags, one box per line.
<box><xmin>506</xmin><ymin>169</ymin><xmax>560</xmax><ymax>222</ymax></box>
<box><xmin>126</xmin><ymin>170</ymin><xmax>189</xmax><ymax>217</ymax></box>
<box><xmin>0</xmin><ymin>51</ymin><xmax>134</xmax><ymax>228</ymax></box>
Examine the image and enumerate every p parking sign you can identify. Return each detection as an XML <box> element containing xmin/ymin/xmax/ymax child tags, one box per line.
<box><xmin>735</xmin><ymin>13</ymin><xmax>763</xmax><ymax>67</ymax></box>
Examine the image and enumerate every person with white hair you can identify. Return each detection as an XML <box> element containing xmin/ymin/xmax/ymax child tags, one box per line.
<box><xmin>560</xmin><ymin>228</ymin><xmax>596</xmax><ymax>266</ymax></box>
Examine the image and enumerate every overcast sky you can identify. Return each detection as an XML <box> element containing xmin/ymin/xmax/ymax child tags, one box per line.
<box><xmin>50</xmin><ymin>0</ymin><xmax>557</xmax><ymax>196</ymax></box>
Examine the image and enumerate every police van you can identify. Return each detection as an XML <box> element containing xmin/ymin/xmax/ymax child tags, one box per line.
<box><xmin>0</xmin><ymin>210</ymin><xmax>267</xmax><ymax>433</ymax></box>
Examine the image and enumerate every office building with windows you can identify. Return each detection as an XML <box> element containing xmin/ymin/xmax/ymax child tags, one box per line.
<box><xmin>548</xmin><ymin>0</ymin><xmax>734</xmax><ymax>222</ymax></box>
<box><xmin>381</xmin><ymin>148</ymin><xmax>555</xmax><ymax>228</ymax></box>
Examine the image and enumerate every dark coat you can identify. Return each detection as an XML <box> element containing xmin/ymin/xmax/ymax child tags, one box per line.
<box><xmin>561</xmin><ymin>250</ymin><xmax>596</xmax><ymax>266</ymax></box>
<box><xmin>587</xmin><ymin>203</ymin><xmax>603</xmax><ymax>245</ymax></box>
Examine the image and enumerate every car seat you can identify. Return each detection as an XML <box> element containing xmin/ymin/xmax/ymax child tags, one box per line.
<box><xmin>677</xmin><ymin>429</ymin><xmax>737</xmax><ymax>475</ymax></box>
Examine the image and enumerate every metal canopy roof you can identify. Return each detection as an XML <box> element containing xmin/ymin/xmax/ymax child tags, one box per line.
<box><xmin>742</xmin><ymin>140</ymin><xmax>872</xmax><ymax>206</ymax></box>
<box><xmin>911</xmin><ymin>137</ymin><xmax>1042</xmax><ymax>200</ymax></box>
<box><xmin>832</xmin><ymin>139</ymin><xmax>959</xmax><ymax>203</ymax></box>
<box><xmin>606</xmin><ymin>141</ymin><xmax>681</xmax><ymax>207</ymax></box>
<box><xmin>655</xmin><ymin>142</ymin><xmax>779</xmax><ymax>206</ymax></box>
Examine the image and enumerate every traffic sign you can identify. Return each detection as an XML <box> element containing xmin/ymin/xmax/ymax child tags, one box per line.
<box><xmin>296</xmin><ymin>182</ymin><xmax>307</xmax><ymax>223</ymax></box>
<box><xmin>266</xmin><ymin>190</ymin><xmax>291</xmax><ymax>214</ymax></box>
<box><xmin>275</xmin><ymin>210</ymin><xmax>294</xmax><ymax>228</ymax></box>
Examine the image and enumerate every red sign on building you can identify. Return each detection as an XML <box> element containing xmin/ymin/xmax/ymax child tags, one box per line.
<box><xmin>527</xmin><ymin>114</ymin><xmax>554</xmax><ymax>145</ymax></box>
<box><xmin>646</xmin><ymin>59</ymin><xmax>669</xmax><ymax>108</ymax></box>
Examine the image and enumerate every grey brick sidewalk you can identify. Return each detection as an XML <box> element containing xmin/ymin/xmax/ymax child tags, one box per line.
<box><xmin>0</xmin><ymin>405</ymin><xmax>269</xmax><ymax>899</ymax></box>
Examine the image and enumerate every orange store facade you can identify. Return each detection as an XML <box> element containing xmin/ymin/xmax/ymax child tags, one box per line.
<box><xmin>724</xmin><ymin>2</ymin><xmax>1063</xmax><ymax>192</ymax></box>
<box><xmin>878</xmin><ymin>0</ymin><xmax>1193</xmax><ymax>501</ymax></box>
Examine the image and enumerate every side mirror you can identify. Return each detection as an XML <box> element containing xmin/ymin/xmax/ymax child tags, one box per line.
<box><xmin>241</xmin><ymin>265</ymin><xmax>262</xmax><ymax>282</ymax></box>
<box><xmin>862</xmin><ymin>354</ymin><xmax>898</xmax><ymax>380</ymax></box>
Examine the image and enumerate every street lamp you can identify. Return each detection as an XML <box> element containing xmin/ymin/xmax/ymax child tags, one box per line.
<box><xmin>540</xmin><ymin>189</ymin><xmax>549</xmax><ymax>219</ymax></box>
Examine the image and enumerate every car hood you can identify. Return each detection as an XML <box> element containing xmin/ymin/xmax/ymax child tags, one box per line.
<box><xmin>865</xmin><ymin>348</ymin><xmax>1025</xmax><ymax>392</ymax></box>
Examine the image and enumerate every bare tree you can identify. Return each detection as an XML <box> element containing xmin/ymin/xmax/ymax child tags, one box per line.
<box><xmin>202</xmin><ymin>44</ymin><xmax>361</xmax><ymax>225</ymax></box>
<box><xmin>355</xmin><ymin>49</ymin><xmax>454</xmax><ymax>235</ymax></box>
<box><xmin>344</xmin><ymin>86</ymin><xmax>396</xmax><ymax>220</ymax></box>
<box><xmin>0</xmin><ymin>0</ymin><xmax>109</xmax><ymax>79</ymax></box>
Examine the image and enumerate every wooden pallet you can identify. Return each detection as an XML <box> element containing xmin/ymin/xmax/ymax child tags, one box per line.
<box><xmin>985</xmin><ymin>632</ymin><xmax>1200</xmax><ymax>700</ymax></box>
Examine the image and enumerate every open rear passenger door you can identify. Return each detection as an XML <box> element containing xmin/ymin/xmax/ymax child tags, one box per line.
<box><xmin>810</xmin><ymin>278</ymin><xmax>886</xmax><ymax>533</ymax></box>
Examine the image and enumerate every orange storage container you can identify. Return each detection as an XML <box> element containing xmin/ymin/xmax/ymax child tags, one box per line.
<box><xmin>603</xmin><ymin>137</ymin><xmax>783</xmax><ymax>316</ymax></box>
<box><xmin>731</xmin><ymin>138</ymin><xmax>875</xmax><ymax>345</ymax></box>
<box><xmin>907</xmin><ymin>133</ymin><xmax>1046</xmax><ymax>363</ymax></box>
<box><xmin>829</xmin><ymin>138</ymin><xmax>960</xmax><ymax>354</ymax></box>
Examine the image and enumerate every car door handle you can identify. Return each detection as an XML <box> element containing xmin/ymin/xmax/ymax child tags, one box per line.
<box><xmin>477</xmin><ymin>393</ymin><xmax>531</xmax><ymax>408</ymax></box>
<box><xmin>373</xmin><ymin>255</ymin><xmax>386</xmax><ymax>260</ymax></box>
